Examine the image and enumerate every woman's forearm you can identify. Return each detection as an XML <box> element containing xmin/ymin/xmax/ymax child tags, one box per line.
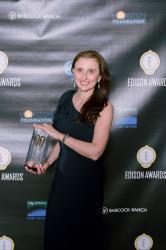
<box><xmin>62</xmin><ymin>135</ymin><xmax>105</xmax><ymax>161</ymax></box>
<box><xmin>46</xmin><ymin>142</ymin><xmax>60</xmax><ymax>166</ymax></box>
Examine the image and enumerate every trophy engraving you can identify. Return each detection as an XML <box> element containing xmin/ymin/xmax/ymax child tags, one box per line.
<box><xmin>25</xmin><ymin>128</ymin><xmax>49</xmax><ymax>170</ymax></box>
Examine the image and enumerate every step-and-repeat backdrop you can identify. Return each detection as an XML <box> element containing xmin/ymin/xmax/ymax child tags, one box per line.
<box><xmin>0</xmin><ymin>1</ymin><xmax>165</xmax><ymax>249</ymax></box>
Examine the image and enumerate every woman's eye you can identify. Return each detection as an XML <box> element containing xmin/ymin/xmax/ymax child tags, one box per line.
<box><xmin>76</xmin><ymin>68</ymin><xmax>82</xmax><ymax>73</ymax></box>
<box><xmin>88</xmin><ymin>69</ymin><xmax>94</xmax><ymax>74</ymax></box>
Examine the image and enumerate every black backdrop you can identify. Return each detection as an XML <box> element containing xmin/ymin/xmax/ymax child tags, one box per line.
<box><xmin>0</xmin><ymin>1</ymin><xmax>166</xmax><ymax>249</ymax></box>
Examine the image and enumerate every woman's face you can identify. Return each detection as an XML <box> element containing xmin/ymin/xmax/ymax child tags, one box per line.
<box><xmin>73</xmin><ymin>57</ymin><xmax>101</xmax><ymax>92</ymax></box>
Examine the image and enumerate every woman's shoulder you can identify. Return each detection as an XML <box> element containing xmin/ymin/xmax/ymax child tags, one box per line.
<box><xmin>95</xmin><ymin>101</ymin><xmax>113</xmax><ymax>129</ymax></box>
<box><xmin>98</xmin><ymin>101</ymin><xmax>114</xmax><ymax>121</ymax></box>
<box><xmin>58</xmin><ymin>89</ymin><xmax>75</xmax><ymax>104</ymax></box>
<box><xmin>102</xmin><ymin>101</ymin><xmax>114</xmax><ymax>114</ymax></box>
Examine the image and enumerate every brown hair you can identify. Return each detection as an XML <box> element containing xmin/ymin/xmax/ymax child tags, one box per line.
<box><xmin>72</xmin><ymin>50</ymin><xmax>111</xmax><ymax>125</ymax></box>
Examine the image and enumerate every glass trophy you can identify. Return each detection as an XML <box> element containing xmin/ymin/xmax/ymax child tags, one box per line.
<box><xmin>25</xmin><ymin>128</ymin><xmax>49</xmax><ymax>171</ymax></box>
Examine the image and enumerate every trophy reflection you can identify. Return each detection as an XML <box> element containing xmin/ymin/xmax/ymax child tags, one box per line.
<box><xmin>25</xmin><ymin>128</ymin><xmax>49</xmax><ymax>170</ymax></box>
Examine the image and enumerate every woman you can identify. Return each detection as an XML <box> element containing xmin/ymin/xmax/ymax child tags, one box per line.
<box><xmin>25</xmin><ymin>50</ymin><xmax>113</xmax><ymax>250</ymax></box>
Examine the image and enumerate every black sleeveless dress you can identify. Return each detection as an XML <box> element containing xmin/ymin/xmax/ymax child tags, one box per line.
<box><xmin>44</xmin><ymin>89</ymin><xmax>103</xmax><ymax>250</ymax></box>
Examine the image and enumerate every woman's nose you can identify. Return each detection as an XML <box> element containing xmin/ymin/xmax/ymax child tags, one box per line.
<box><xmin>82</xmin><ymin>71</ymin><xmax>88</xmax><ymax>79</ymax></box>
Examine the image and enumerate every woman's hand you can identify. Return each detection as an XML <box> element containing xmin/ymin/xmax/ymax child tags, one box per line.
<box><xmin>25</xmin><ymin>162</ymin><xmax>48</xmax><ymax>175</ymax></box>
<box><xmin>33</xmin><ymin>124</ymin><xmax>63</xmax><ymax>141</ymax></box>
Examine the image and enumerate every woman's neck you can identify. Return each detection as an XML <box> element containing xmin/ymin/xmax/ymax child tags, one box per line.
<box><xmin>76</xmin><ymin>89</ymin><xmax>93</xmax><ymax>102</ymax></box>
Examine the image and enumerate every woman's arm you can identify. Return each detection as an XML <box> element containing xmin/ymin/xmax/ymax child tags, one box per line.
<box><xmin>63</xmin><ymin>102</ymin><xmax>113</xmax><ymax>160</ymax></box>
<box><xmin>35</xmin><ymin>102</ymin><xmax>113</xmax><ymax>161</ymax></box>
<box><xmin>45</xmin><ymin>142</ymin><xmax>60</xmax><ymax>167</ymax></box>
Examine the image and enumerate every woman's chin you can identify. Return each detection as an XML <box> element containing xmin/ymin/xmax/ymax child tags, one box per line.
<box><xmin>77</xmin><ymin>85</ymin><xmax>95</xmax><ymax>92</ymax></box>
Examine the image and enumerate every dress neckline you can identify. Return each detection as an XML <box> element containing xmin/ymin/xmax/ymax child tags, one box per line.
<box><xmin>71</xmin><ymin>91</ymin><xmax>81</xmax><ymax>113</ymax></box>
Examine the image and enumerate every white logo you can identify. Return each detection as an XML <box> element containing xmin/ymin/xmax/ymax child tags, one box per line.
<box><xmin>8</xmin><ymin>12</ymin><xmax>61</xmax><ymax>20</ymax></box>
<box><xmin>0</xmin><ymin>51</ymin><xmax>8</xmax><ymax>74</ymax></box>
<box><xmin>140</xmin><ymin>50</ymin><xmax>160</xmax><ymax>75</ymax></box>
<box><xmin>0</xmin><ymin>147</ymin><xmax>11</xmax><ymax>170</ymax></box>
<box><xmin>137</xmin><ymin>145</ymin><xmax>156</xmax><ymax>168</ymax></box>
<box><xmin>102</xmin><ymin>206</ymin><xmax>108</xmax><ymax>214</ymax></box>
<box><xmin>9</xmin><ymin>12</ymin><xmax>17</xmax><ymax>20</ymax></box>
<box><xmin>134</xmin><ymin>234</ymin><xmax>153</xmax><ymax>250</ymax></box>
<box><xmin>0</xmin><ymin>235</ymin><xmax>14</xmax><ymax>250</ymax></box>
